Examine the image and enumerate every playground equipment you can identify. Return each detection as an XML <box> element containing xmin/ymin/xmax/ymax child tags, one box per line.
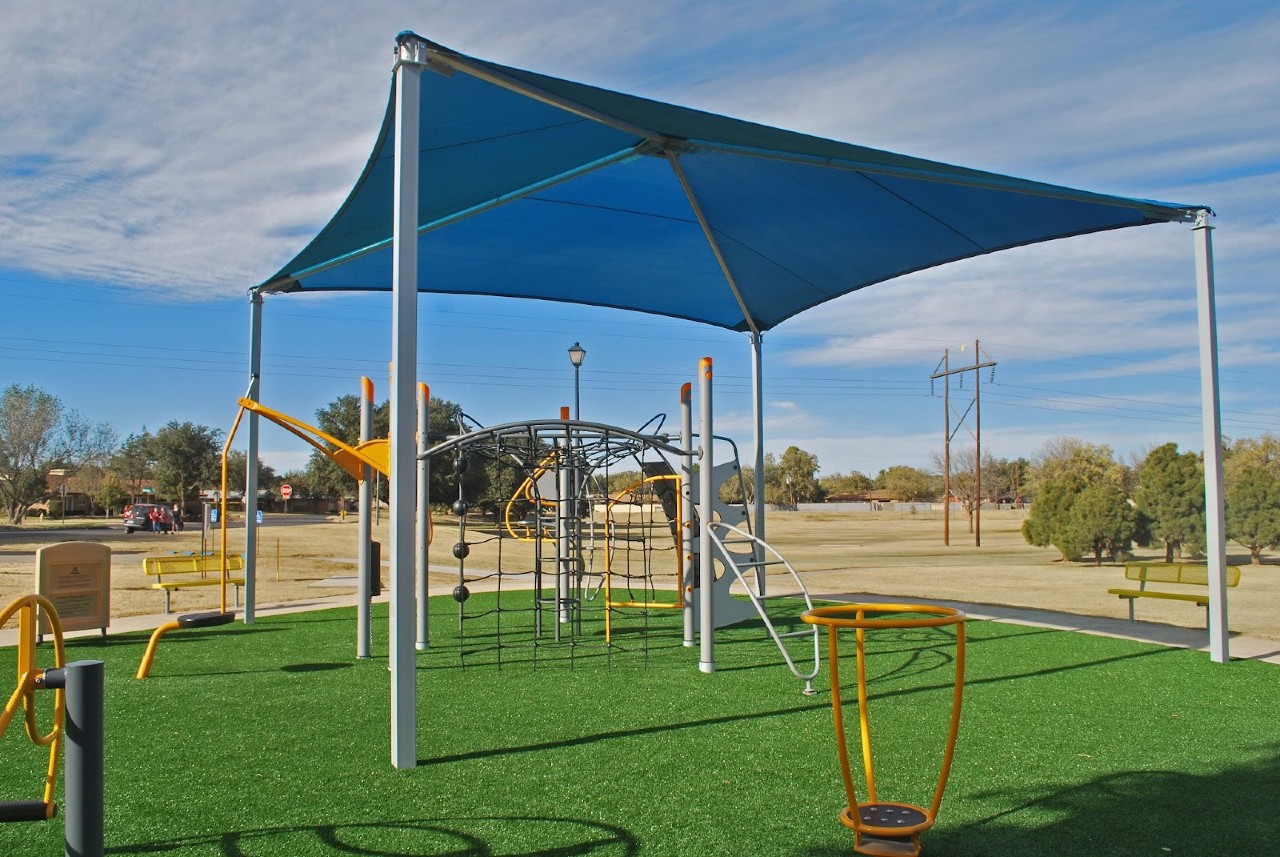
<box><xmin>708</xmin><ymin>522</ymin><xmax>820</xmax><ymax>694</ymax></box>
<box><xmin>802</xmin><ymin>604</ymin><xmax>966</xmax><ymax>857</ymax></box>
<box><xmin>1</xmin><ymin>595</ymin><xmax>105</xmax><ymax>857</ymax></box>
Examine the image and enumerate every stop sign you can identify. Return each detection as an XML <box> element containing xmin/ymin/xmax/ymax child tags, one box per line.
<box><xmin>280</xmin><ymin>484</ymin><xmax>293</xmax><ymax>500</ymax></box>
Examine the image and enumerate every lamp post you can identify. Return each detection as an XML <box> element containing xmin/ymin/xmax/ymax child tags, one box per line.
<box><xmin>568</xmin><ymin>342</ymin><xmax>586</xmax><ymax>419</ymax></box>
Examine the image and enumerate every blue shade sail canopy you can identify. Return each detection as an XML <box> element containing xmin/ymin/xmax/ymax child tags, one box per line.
<box><xmin>258</xmin><ymin>35</ymin><xmax>1208</xmax><ymax>334</ymax></box>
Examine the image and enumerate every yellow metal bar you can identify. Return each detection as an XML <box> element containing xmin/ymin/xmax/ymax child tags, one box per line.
<box><xmin>135</xmin><ymin>620</ymin><xmax>181</xmax><ymax>680</ymax></box>
<box><xmin>855</xmin><ymin>615</ymin><xmax>876</xmax><ymax>803</ymax></box>
<box><xmin>238</xmin><ymin>397</ymin><xmax>388</xmax><ymax>478</ymax></box>
<box><xmin>221</xmin><ymin>405</ymin><xmax>247</xmax><ymax>615</ymax></box>
<box><xmin>930</xmin><ymin>621</ymin><xmax>966</xmax><ymax>818</ymax></box>
<box><xmin>826</xmin><ymin>627</ymin><xmax>860</xmax><ymax>815</ymax></box>
<box><xmin>1</xmin><ymin>594</ymin><xmax>66</xmax><ymax>816</ymax></box>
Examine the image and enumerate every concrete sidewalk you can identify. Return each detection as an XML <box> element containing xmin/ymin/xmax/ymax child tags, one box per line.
<box><xmin>5</xmin><ymin>588</ymin><xmax>1279</xmax><ymax>665</ymax></box>
<box><xmin>813</xmin><ymin>591</ymin><xmax>1280</xmax><ymax>665</ymax></box>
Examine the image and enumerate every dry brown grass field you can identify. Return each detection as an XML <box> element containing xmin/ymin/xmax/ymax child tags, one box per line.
<box><xmin>1</xmin><ymin>507</ymin><xmax>1275</xmax><ymax>641</ymax></box>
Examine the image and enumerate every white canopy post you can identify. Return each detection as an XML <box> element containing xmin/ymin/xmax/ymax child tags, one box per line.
<box><xmin>416</xmin><ymin>382</ymin><xmax>430</xmax><ymax>650</ymax></box>
<box><xmin>698</xmin><ymin>356</ymin><xmax>715</xmax><ymax>673</ymax></box>
<box><xmin>389</xmin><ymin>31</ymin><xmax>427</xmax><ymax>768</ymax></box>
<box><xmin>1194</xmin><ymin>211</ymin><xmax>1229</xmax><ymax>663</ymax></box>
<box><xmin>243</xmin><ymin>289</ymin><xmax>263</xmax><ymax>624</ymax></box>
<box><xmin>750</xmin><ymin>332</ymin><xmax>766</xmax><ymax>592</ymax></box>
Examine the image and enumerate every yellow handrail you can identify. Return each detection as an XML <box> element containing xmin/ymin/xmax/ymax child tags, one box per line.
<box><xmin>1</xmin><ymin>594</ymin><xmax>66</xmax><ymax>819</ymax></box>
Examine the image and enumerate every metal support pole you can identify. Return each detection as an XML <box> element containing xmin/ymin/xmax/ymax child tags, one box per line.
<box><xmin>750</xmin><ymin>332</ymin><xmax>766</xmax><ymax>592</ymax></box>
<box><xmin>357</xmin><ymin>376</ymin><xmax>373</xmax><ymax>660</ymax></box>
<box><xmin>943</xmin><ymin>349</ymin><xmax>950</xmax><ymax>546</ymax></box>
<box><xmin>974</xmin><ymin>339</ymin><xmax>982</xmax><ymax>548</ymax></box>
<box><xmin>698</xmin><ymin>357</ymin><xmax>715</xmax><ymax>673</ymax></box>
<box><xmin>557</xmin><ymin>430</ymin><xmax>572</xmax><ymax>631</ymax></box>
<box><xmin>416</xmin><ymin>382</ymin><xmax>430</xmax><ymax>650</ymax></box>
<box><xmin>51</xmin><ymin>660</ymin><xmax>105</xmax><ymax>857</ymax></box>
<box><xmin>243</xmin><ymin>290</ymin><xmax>263</xmax><ymax>623</ymax></box>
<box><xmin>389</xmin><ymin>31</ymin><xmax>426</xmax><ymax>768</ymax></box>
<box><xmin>1194</xmin><ymin>212</ymin><xmax>1229</xmax><ymax>663</ymax></box>
<box><xmin>680</xmin><ymin>382</ymin><xmax>695</xmax><ymax>647</ymax></box>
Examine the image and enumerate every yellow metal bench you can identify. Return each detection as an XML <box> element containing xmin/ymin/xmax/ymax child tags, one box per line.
<box><xmin>143</xmin><ymin>553</ymin><xmax>245</xmax><ymax>614</ymax></box>
<box><xmin>1109</xmin><ymin>562</ymin><xmax>1241</xmax><ymax>624</ymax></box>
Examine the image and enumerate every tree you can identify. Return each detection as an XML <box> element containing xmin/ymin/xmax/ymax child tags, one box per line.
<box><xmin>1225</xmin><ymin>467</ymin><xmax>1280</xmax><ymax>565</ymax></box>
<box><xmin>776</xmin><ymin>446</ymin><xmax>820</xmax><ymax>509</ymax></box>
<box><xmin>151</xmin><ymin>421</ymin><xmax>223</xmax><ymax>509</ymax></box>
<box><xmin>98</xmin><ymin>476</ymin><xmax>129</xmax><ymax>516</ymax></box>
<box><xmin>1029</xmin><ymin>437</ymin><xmax>1131</xmax><ymax>496</ymax></box>
<box><xmin>305</xmin><ymin>394</ymin><xmax>391</xmax><ymax>500</ymax></box>
<box><xmin>875</xmin><ymin>465</ymin><xmax>938</xmax><ymax>502</ymax></box>
<box><xmin>1022</xmin><ymin>473</ymin><xmax>1088</xmax><ymax>560</ymax></box>
<box><xmin>304</xmin><ymin>392</ymin><xmax>471</xmax><ymax>507</ymax></box>
<box><xmin>930</xmin><ymin>447</ymin><xmax>996</xmax><ymax>533</ymax></box>
<box><xmin>109</xmin><ymin>431</ymin><xmax>156</xmax><ymax>500</ymax></box>
<box><xmin>1135</xmin><ymin>443</ymin><xmax>1205</xmax><ymax>562</ymax></box>
<box><xmin>820</xmin><ymin>470</ymin><xmax>874</xmax><ymax>497</ymax></box>
<box><xmin>986</xmin><ymin>456</ymin><xmax>1030</xmax><ymax>507</ymax></box>
<box><xmin>0</xmin><ymin>384</ymin><xmax>116</xmax><ymax>524</ymax></box>
<box><xmin>1064</xmin><ymin>483</ymin><xmax>1140</xmax><ymax>565</ymax></box>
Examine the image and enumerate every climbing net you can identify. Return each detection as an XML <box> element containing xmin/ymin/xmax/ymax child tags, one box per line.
<box><xmin>423</xmin><ymin>418</ymin><xmax>691</xmax><ymax>668</ymax></box>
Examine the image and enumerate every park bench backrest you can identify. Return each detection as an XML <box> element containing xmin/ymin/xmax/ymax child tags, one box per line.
<box><xmin>1124</xmin><ymin>562</ymin><xmax>1241</xmax><ymax>588</ymax></box>
<box><xmin>144</xmin><ymin>553</ymin><xmax>245</xmax><ymax>578</ymax></box>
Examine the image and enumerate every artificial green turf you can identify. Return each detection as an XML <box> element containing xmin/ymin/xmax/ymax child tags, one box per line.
<box><xmin>2</xmin><ymin>594</ymin><xmax>1278</xmax><ymax>856</ymax></box>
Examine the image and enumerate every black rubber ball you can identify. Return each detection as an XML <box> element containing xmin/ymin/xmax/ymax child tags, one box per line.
<box><xmin>451</xmin><ymin>499</ymin><xmax>469</xmax><ymax>516</ymax></box>
<box><xmin>453</xmin><ymin>541</ymin><xmax>470</xmax><ymax>559</ymax></box>
<box><xmin>454</xmin><ymin>457</ymin><xmax>469</xmax><ymax>474</ymax></box>
<box><xmin>452</xmin><ymin>585</ymin><xmax>470</xmax><ymax>603</ymax></box>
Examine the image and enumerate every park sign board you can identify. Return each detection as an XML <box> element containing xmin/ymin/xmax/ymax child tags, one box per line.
<box><xmin>35</xmin><ymin>542</ymin><xmax>111</xmax><ymax>636</ymax></box>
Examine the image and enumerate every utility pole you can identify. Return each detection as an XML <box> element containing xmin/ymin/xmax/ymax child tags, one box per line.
<box><xmin>931</xmin><ymin>341</ymin><xmax>996</xmax><ymax>546</ymax></box>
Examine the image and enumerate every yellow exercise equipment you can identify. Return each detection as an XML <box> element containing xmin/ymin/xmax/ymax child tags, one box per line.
<box><xmin>802</xmin><ymin>603</ymin><xmax>966</xmax><ymax>857</ymax></box>
<box><xmin>0</xmin><ymin>594</ymin><xmax>66</xmax><ymax>821</ymax></box>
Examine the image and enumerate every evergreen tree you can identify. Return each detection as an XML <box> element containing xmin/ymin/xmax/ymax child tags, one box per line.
<box><xmin>1065</xmin><ymin>483</ymin><xmax>1139</xmax><ymax>565</ymax></box>
<box><xmin>1225</xmin><ymin>467</ymin><xmax>1280</xmax><ymax>564</ymax></box>
<box><xmin>1135</xmin><ymin>443</ymin><xmax>1205</xmax><ymax>561</ymax></box>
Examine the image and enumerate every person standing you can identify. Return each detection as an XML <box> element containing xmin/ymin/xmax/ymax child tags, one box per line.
<box><xmin>172</xmin><ymin>503</ymin><xmax>183</xmax><ymax>533</ymax></box>
<box><xmin>149</xmin><ymin>505</ymin><xmax>162</xmax><ymax>533</ymax></box>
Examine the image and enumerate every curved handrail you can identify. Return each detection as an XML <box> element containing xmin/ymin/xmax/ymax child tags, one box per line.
<box><xmin>706</xmin><ymin>522</ymin><xmax>820</xmax><ymax>690</ymax></box>
<box><xmin>0</xmin><ymin>594</ymin><xmax>66</xmax><ymax>820</ymax></box>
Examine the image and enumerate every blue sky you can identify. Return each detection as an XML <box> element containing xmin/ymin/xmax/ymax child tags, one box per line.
<box><xmin>1</xmin><ymin>1</ymin><xmax>1276</xmax><ymax>479</ymax></box>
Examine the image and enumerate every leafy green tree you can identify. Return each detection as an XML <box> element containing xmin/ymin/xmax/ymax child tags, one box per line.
<box><xmin>1022</xmin><ymin>473</ymin><xmax>1088</xmax><ymax>559</ymax></box>
<box><xmin>1225</xmin><ymin>467</ymin><xmax>1280</xmax><ymax>565</ymax></box>
<box><xmin>1135</xmin><ymin>443</ymin><xmax>1205</xmax><ymax>561</ymax></box>
<box><xmin>1065</xmin><ymin>483</ymin><xmax>1140</xmax><ymax>565</ymax></box>
<box><xmin>1224</xmin><ymin>433</ymin><xmax>1280</xmax><ymax>483</ymax></box>
<box><xmin>0</xmin><ymin>384</ymin><xmax>115</xmax><ymax>523</ymax></box>
<box><xmin>820</xmin><ymin>470</ymin><xmax>874</xmax><ymax>497</ymax></box>
<box><xmin>305</xmin><ymin>394</ymin><xmax>390</xmax><ymax>500</ymax></box>
<box><xmin>1030</xmin><ymin>437</ymin><xmax>1131</xmax><ymax>495</ymax></box>
<box><xmin>98</xmin><ymin>476</ymin><xmax>129</xmax><ymax>516</ymax></box>
<box><xmin>306</xmin><ymin>392</ymin><xmax>472</xmax><ymax>508</ymax></box>
<box><xmin>776</xmin><ymin>446</ymin><xmax>820</xmax><ymax>509</ymax></box>
<box><xmin>151</xmin><ymin>421</ymin><xmax>223</xmax><ymax>509</ymax></box>
<box><xmin>875</xmin><ymin>465</ymin><xmax>938</xmax><ymax>502</ymax></box>
<box><xmin>987</xmin><ymin>456</ymin><xmax>1030</xmax><ymax>507</ymax></box>
<box><xmin>109</xmin><ymin>430</ymin><xmax>155</xmax><ymax>500</ymax></box>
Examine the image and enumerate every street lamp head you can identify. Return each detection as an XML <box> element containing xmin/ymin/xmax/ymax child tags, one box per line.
<box><xmin>568</xmin><ymin>342</ymin><xmax>586</xmax><ymax>367</ymax></box>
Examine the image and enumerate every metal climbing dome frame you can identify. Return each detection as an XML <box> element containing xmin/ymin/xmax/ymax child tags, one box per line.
<box><xmin>419</xmin><ymin>357</ymin><xmax>819</xmax><ymax>684</ymax></box>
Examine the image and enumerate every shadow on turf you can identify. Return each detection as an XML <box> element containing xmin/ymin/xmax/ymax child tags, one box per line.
<box><xmin>786</xmin><ymin>745</ymin><xmax>1280</xmax><ymax>856</ymax></box>
<box><xmin>106</xmin><ymin>814</ymin><xmax>639</xmax><ymax>856</ymax></box>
